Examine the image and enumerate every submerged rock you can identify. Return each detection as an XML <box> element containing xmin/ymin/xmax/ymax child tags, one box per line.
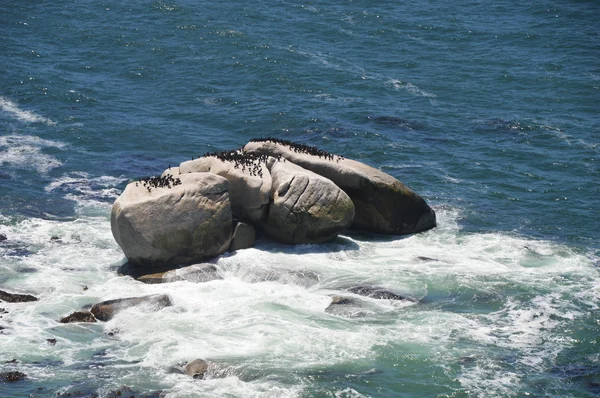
<box><xmin>60</xmin><ymin>311</ymin><xmax>97</xmax><ymax>323</ymax></box>
<box><xmin>184</xmin><ymin>358</ymin><xmax>209</xmax><ymax>379</ymax></box>
<box><xmin>90</xmin><ymin>294</ymin><xmax>173</xmax><ymax>321</ymax></box>
<box><xmin>325</xmin><ymin>296</ymin><xmax>371</xmax><ymax>318</ymax></box>
<box><xmin>244</xmin><ymin>139</ymin><xmax>436</xmax><ymax>235</ymax></box>
<box><xmin>0</xmin><ymin>371</ymin><xmax>27</xmax><ymax>382</ymax></box>
<box><xmin>111</xmin><ymin>172</ymin><xmax>233</xmax><ymax>267</ymax></box>
<box><xmin>228</xmin><ymin>221</ymin><xmax>256</xmax><ymax>252</ymax></box>
<box><xmin>263</xmin><ymin>158</ymin><xmax>355</xmax><ymax>244</ymax></box>
<box><xmin>347</xmin><ymin>285</ymin><xmax>407</xmax><ymax>300</ymax></box>
<box><xmin>180</xmin><ymin>154</ymin><xmax>272</xmax><ymax>223</ymax></box>
<box><xmin>0</xmin><ymin>289</ymin><xmax>38</xmax><ymax>303</ymax></box>
<box><xmin>238</xmin><ymin>266</ymin><xmax>320</xmax><ymax>287</ymax></box>
<box><xmin>137</xmin><ymin>264</ymin><xmax>222</xmax><ymax>284</ymax></box>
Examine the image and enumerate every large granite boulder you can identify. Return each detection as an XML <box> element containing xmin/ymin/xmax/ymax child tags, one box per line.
<box><xmin>244</xmin><ymin>139</ymin><xmax>436</xmax><ymax>235</ymax></box>
<box><xmin>264</xmin><ymin>157</ymin><xmax>355</xmax><ymax>244</ymax></box>
<box><xmin>111</xmin><ymin>173</ymin><xmax>233</xmax><ymax>267</ymax></box>
<box><xmin>179</xmin><ymin>153</ymin><xmax>271</xmax><ymax>223</ymax></box>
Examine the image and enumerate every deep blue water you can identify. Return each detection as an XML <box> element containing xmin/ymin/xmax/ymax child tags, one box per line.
<box><xmin>1</xmin><ymin>1</ymin><xmax>599</xmax><ymax>397</ymax></box>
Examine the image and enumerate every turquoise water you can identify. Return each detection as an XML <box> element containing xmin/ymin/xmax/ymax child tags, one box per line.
<box><xmin>1</xmin><ymin>1</ymin><xmax>599</xmax><ymax>397</ymax></box>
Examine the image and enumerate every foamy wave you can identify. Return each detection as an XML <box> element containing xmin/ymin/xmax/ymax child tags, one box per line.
<box><xmin>46</xmin><ymin>172</ymin><xmax>127</xmax><ymax>207</ymax></box>
<box><xmin>0</xmin><ymin>135</ymin><xmax>65</xmax><ymax>173</ymax></box>
<box><xmin>0</xmin><ymin>96</ymin><xmax>56</xmax><ymax>125</ymax></box>
<box><xmin>1</xmin><ymin>206</ymin><xmax>597</xmax><ymax>396</ymax></box>
<box><xmin>388</xmin><ymin>79</ymin><xmax>437</xmax><ymax>99</ymax></box>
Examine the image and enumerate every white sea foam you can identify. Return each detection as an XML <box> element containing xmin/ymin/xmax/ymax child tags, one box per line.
<box><xmin>0</xmin><ymin>206</ymin><xmax>597</xmax><ymax>397</ymax></box>
<box><xmin>0</xmin><ymin>134</ymin><xmax>65</xmax><ymax>172</ymax></box>
<box><xmin>45</xmin><ymin>172</ymin><xmax>127</xmax><ymax>208</ymax></box>
<box><xmin>0</xmin><ymin>96</ymin><xmax>56</xmax><ymax>125</ymax></box>
<box><xmin>388</xmin><ymin>79</ymin><xmax>437</xmax><ymax>101</ymax></box>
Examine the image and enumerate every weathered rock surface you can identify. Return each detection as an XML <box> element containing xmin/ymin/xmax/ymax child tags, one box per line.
<box><xmin>0</xmin><ymin>290</ymin><xmax>38</xmax><ymax>303</ymax></box>
<box><xmin>111</xmin><ymin>173</ymin><xmax>233</xmax><ymax>267</ymax></box>
<box><xmin>184</xmin><ymin>358</ymin><xmax>209</xmax><ymax>379</ymax></box>
<box><xmin>60</xmin><ymin>311</ymin><xmax>97</xmax><ymax>323</ymax></box>
<box><xmin>263</xmin><ymin>158</ymin><xmax>355</xmax><ymax>244</ymax></box>
<box><xmin>90</xmin><ymin>294</ymin><xmax>173</xmax><ymax>321</ymax></box>
<box><xmin>180</xmin><ymin>155</ymin><xmax>271</xmax><ymax>223</ymax></box>
<box><xmin>347</xmin><ymin>285</ymin><xmax>407</xmax><ymax>300</ymax></box>
<box><xmin>244</xmin><ymin>139</ymin><xmax>436</xmax><ymax>235</ymax></box>
<box><xmin>228</xmin><ymin>221</ymin><xmax>256</xmax><ymax>251</ymax></box>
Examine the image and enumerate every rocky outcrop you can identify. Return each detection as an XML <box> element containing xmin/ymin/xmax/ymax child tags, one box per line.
<box><xmin>180</xmin><ymin>154</ymin><xmax>271</xmax><ymax>223</ymax></box>
<box><xmin>90</xmin><ymin>294</ymin><xmax>173</xmax><ymax>321</ymax></box>
<box><xmin>229</xmin><ymin>221</ymin><xmax>256</xmax><ymax>251</ymax></box>
<box><xmin>263</xmin><ymin>158</ymin><xmax>355</xmax><ymax>244</ymax></box>
<box><xmin>0</xmin><ymin>290</ymin><xmax>38</xmax><ymax>303</ymax></box>
<box><xmin>184</xmin><ymin>359</ymin><xmax>209</xmax><ymax>379</ymax></box>
<box><xmin>111</xmin><ymin>173</ymin><xmax>233</xmax><ymax>267</ymax></box>
<box><xmin>60</xmin><ymin>311</ymin><xmax>97</xmax><ymax>323</ymax></box>
<box><xmin>244</xmin><ymin>139</ymin><xmax>435</xmax><ymax>235</ymax></box>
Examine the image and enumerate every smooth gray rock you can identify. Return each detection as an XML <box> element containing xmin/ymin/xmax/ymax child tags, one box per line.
<box><xmin>90</xmin><ymin>294</ymin><xmax>173</xmax><ymax>321</ymax></box>
<box><xmin>180</xmin><ymin>155</ymin><xmax>271</xmax><ymax>223</ymax></box>
<box><xmin>244</xmin><ymin>140</ymin><xmax>436</xmax><ymax>235</ymax></box>
<box><xmin>263</xmin><ymin>158</ymin><xmax>355</xmax><ymax>244</ymax></box>
<box><xmin>111</xmin><ymin>172</ymin><xmax>233</xmax><ymax>267</ymax></box>
<box><xmin>229</xmin><ymin>222</ymin><xmax>256</xmax><ymax>251</ymax></box>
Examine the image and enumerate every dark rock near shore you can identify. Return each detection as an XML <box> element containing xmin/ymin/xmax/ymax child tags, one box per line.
<box><xmin>184</xmin><ymin>358</ymin><xmax>209</xmax><ymax>379</ymax></box>
<box><xmin>90</xmin><ymin>294</ymin><xmax>173</xmax><ymax>321</ymax></box>
<box><xmin>0</xmin><ymin>289</ymin><xmax>38</xmax><ymax>303</ymax></box>
<box><xmin>0</xmin><ymin>371</ymin><xmax>27</xmax><ymax>382</ymax></box>
<box><xmin>60</xmin><ymin>311</ymin><xmax>97</xmax><ymax>323</ymax></box>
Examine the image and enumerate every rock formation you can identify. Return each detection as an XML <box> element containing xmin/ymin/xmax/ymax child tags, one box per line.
<box><xmin>179</xmin><ymin>151</ymin><xmax>272</xmax><ymax>223</ymax></box>
<box><xmin>244</xmin><ymin>138</ymin><xmax>436</xmax><ymax>234</ymax></box>
<box><xmin>110</xmin><ymin>138</ymin><xmax>435</xmax><ymax>269</ymax></box>
<box><xmin>111</xmin><ymin>173</ymin><xmax>232</xmax><ymax>267</ymax></box>
<box><xmin>263</xmin><ymin>157</ymin><xmax>355</xmax><ymax>244</ymax></box>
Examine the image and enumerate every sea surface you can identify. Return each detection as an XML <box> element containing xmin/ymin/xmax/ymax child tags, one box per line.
<box><xmin>1</xmin><ymin>1</ymin><xmax>599</xmax><ymax>397</ymax></box>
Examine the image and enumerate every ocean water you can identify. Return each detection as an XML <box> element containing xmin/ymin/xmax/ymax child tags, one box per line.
<box><xmin>1</xmin><ymin>1</ymin><xmax>599</xmax><ymax>397</ymax></box>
